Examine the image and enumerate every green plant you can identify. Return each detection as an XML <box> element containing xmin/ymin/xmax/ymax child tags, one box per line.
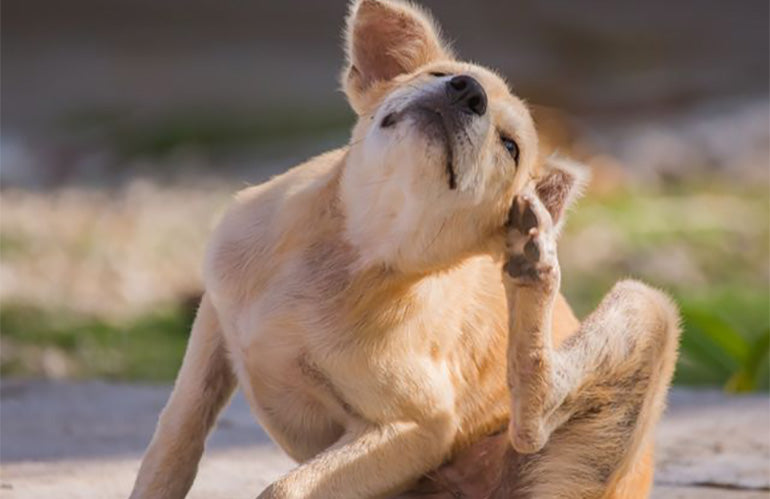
<box><xmin>677</xmin><ymin>305</ymin><xmax>769</xmax><ymax>392</ymax></box>
<box><xmin>0</xmin><ymin>302</ymin><xmax>194</xmax><ymax>381</ymax></box>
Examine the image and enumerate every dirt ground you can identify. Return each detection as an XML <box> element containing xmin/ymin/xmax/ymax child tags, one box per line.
<box><xmin>0</xmin><ymin>381</ymin><xmax>767</xmax><ymax>498</ymax></box>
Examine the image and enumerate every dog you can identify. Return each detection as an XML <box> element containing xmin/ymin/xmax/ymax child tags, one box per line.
<box><xmin>131</xmin><ymin>1</ymin><xmax>680</xmax><ymax>497</ymax></box>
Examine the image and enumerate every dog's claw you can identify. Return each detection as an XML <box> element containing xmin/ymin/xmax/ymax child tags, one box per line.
<box><xmin>521</xmin><ymin>203</ymin><xmax>538</xmax><ymax>233</ymax></box>
<box><xmin>507</xmin><ymin>198</ymin><xmax>521</xmax><ymax>228</ymax></box>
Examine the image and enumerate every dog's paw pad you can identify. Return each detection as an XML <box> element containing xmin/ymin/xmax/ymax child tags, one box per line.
<box><xmin>524</xmin><ymin>238</ymin><xmax>540</xmax><ymax>261</ymax></box>
<box><xmin>504</xmin><ymin>195</ymin><xmax>557</xmax><ymax>284</ymax></box>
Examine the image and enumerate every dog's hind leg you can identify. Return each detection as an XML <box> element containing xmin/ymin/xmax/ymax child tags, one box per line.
<box><xmin>131</xmin><ymin>293</ymin><xmax>237</xmax><ymax>499</ymax></box>
<box><xmin>493</xmin><ymin>193</ymin><xmax>680</xmax><ymax>498</ymax></box>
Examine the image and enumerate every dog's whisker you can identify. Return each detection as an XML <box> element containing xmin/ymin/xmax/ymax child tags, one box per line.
<box><xmin>347</xmin><ymin>137</ymin><xmax>366</xmax><ymax>148</ymax></box>
<box><xmin>361</xmin><ymin>177</ymin><xmax>391</xmax><ymax>187</ymax></box>
<box><xmin>425</xmin><ymin>218</ymin><xmax>448</xmax><ymax>253</ymax></box>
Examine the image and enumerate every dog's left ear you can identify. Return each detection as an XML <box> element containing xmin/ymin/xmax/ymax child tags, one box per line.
<box><xmin>535</xmin><ymin>155</ymin><xmax>590</xmax><ymax>232</ymax></box>
<box><xmin>342</xmin><ymin>0</ymin><xmax>453</xmax><ymax>114</ymax></box>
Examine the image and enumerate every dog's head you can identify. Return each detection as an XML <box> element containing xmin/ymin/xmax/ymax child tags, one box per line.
<box><xmin>339</xmin><ymin>0</ymin><xmax>586</xmax><ymax>272</ymax></box>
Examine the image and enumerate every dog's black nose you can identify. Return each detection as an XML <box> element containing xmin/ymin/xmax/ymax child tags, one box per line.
<box><xmin>446</xmin><ymin>75</ymin><xmax>487</xmax><ymax>116</ymax></box>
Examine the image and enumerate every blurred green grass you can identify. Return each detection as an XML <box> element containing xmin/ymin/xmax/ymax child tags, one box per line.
<box><xmin>0</xmin><ymin>301</ymin><xmax>194</xmax><ymax>382</ymax></box>
<box><xmin>1</xmin><ymin>181</ymin><xmax>768</xmax><ymax>390</ymax></box>
<box><xmin>562</xmin><ymin>183</ymin><xmax>769</xmax><ymax>392</ymax></box>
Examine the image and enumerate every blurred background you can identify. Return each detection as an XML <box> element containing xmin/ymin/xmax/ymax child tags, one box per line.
<box><xmin>2</xmin><ymin>0</ymin><xmax>768</xmax><ymax>392</ymax></box>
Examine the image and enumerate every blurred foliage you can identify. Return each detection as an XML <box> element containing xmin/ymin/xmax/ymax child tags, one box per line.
<box><xmin>0</xmin><ymin>301</ymin><xmax>193</xmax><ymax>382</ymax></box>
<box><xmin>679</xmin><ymin>305</ymin><xmax>769</xmax><ymax>392</ymax></box>
<box><xmin>562</xmin><ymin>182</ymin><xmax>769</xmax><ymax>392</ymax></box>
<box><xmin>62</xmin><ymin>106</ymin><xmax>353</xmax><ymax>160</ymax></box>
<box><xmin>0</xmin><ymin>179</ymin><xmax>767</xmax><ymax>390</ymax></box>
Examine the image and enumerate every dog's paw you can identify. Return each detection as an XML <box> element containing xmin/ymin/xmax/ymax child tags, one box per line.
<box><xmin>503</xmin><ymin>193</ymin><xmax>559</xmax><ymax>287</ymax></box>
<box><xmin>509</xmin><ymin>418</ymin><xmax>549</xmax><ymax>455</ymax></box>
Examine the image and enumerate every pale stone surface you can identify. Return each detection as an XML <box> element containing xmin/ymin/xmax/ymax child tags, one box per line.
<box><xmin>1</xmin><ymin>381</ymin><xmax>768</xmax><ymax>498</ymax></box>
<box><xmin>652</xmin><ymin>389</ymin><xmax>770</xmax><ymax>497</ymax></box>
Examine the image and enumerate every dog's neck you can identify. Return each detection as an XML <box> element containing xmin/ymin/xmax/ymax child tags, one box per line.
<box><xmin>304</xmin><ymin>156</ymin><xmax>488</xmax><ymax>339</ymax></box>
<box><xmin>308</xmin><ymin>246</ymin><xmax>485</xmax><ymax>344</ymax></box>
<box><xmin>337</xmin><ymin>148</ymin><xmax>500</xmax><ymax>276</ymax></box>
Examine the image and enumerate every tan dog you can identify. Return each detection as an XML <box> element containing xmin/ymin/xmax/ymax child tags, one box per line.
<box><xmin>131</xmin><ymin>1</ymin><xmax>680</xmax><ymax>497</ymax></box>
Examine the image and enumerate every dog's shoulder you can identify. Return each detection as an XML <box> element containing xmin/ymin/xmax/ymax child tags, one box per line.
<box><xmin>203</xmin><ymin>147</ymin><xmax>347</xmax><ymax>303</ymax></box>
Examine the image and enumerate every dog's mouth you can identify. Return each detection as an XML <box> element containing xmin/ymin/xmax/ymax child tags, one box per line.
<box><xmin>381</xmin><ymin>107</ymin><xmax>457</xmax><ymax>190</ymax></box>
<box><xmin>415</xmin><ymin>106</ymin><xmax>457</xmax><ymax>190</ymax></box>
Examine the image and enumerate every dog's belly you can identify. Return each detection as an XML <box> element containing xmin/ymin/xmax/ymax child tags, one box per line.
<box><xmin>248</xmin><ymin>378</ymin><xmax>346</xmax><ymax>463</ymax></box>
<box><xmin>222</xmin><ymin>305</ymin><xmax>458</xmax><ymax>463</ymax></box>
<box><xmin>214</xmin><ymin>299</ymin><xmax>344</xmax><ymax>462</ymax></box>
<box><xmin>209</xmin><ymin>253</ymin><xmax>528</xmax><ymax>466</ymax></box>
<box><xmin>229</xmin><ymin>330</ymin><xmax>347</xmax><ymax>461</ymax></box>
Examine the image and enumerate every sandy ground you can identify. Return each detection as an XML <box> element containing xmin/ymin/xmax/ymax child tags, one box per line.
<box><xmin>0</xmin><ymin>381</ymin><xmax>768</xmax><ymax>498</ymax></box>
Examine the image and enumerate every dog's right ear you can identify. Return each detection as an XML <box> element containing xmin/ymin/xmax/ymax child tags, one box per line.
<box><xmin>342</xmin><ymin>0</ymin><xmax>453</xmax><ymax>114</ymax></box>
<box><xmin>535</xmin><ymin>155</ymin><xmax>590</xmax><ymax>234</ymax></box>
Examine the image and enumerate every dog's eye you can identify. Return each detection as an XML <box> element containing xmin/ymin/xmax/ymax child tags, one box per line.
<box><xmin>380</xmin><ymin>112</ymin><xmax>397</xmax><ymax>128</ymax></box>
<box><xmin>500</xmin><ymin>135</ymin><xmax>519</xmax><ymax>164</ymax></box>
<box><xmin>429</xmin><ymin>72</ymin><xmax>449</xmax><ymax>77</ymax></box>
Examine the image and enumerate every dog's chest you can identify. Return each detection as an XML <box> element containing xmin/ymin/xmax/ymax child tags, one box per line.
<box><xmin>222</xmin><ymin>284</ymin><xmax>458</xmax><ymax>450</ymax></box>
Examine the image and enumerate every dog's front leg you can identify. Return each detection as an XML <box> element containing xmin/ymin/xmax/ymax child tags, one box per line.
<box><xmin>258</xmin><ymin>414</ymin><xmax>456</xmax><ymax>499</ymax></box>
<box><xmin>131</xmin><ymin>294</ymin><xmax>237</xmax><ymax>498</ymax></box>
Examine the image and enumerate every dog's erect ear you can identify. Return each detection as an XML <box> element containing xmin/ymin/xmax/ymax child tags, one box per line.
<box><xmin>535</xmin><ymin>155</ymin><xmax>590</xmax><ymax>232</ymax></box>
<box><xmin>343</xmin><ymin>0</ymin><xmax>452</xmax><ymax>113</ymax></box>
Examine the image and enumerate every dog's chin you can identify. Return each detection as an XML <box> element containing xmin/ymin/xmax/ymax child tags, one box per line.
<box><xmin>404</xmin><ymin>108</ymin><xmax>457</xmax><ymax>190</ymax></box>
<box><xmin>378</xmin><ymin>106</ymin><xmax>464</xmax><ymax>190</ymax></box>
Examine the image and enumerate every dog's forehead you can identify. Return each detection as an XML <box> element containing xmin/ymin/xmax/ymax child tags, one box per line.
<box><xmin>467</xmin><ymin>67</ymin><xmax>512</xmax><ymax>97</ymax></box>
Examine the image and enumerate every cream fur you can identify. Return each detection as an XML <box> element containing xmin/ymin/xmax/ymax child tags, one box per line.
<box><xmin>130</xmin><ymin>2</ymin><xmax>679</xmax><ymax>498</ymax></box>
